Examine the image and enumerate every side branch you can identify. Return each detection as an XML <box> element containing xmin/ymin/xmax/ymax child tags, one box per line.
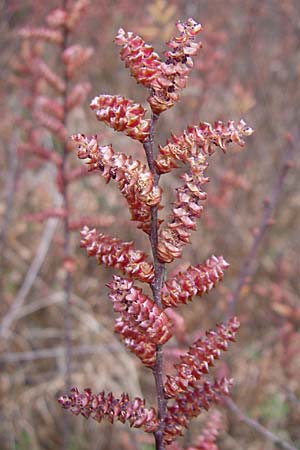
<box><xmin>0</xmin><ymin>218</ymin><xmax>58</xmax><ymax>339</ymax></box>
<box><xmin>225</xmin><ymin>398</ymin><xmax>298</xmax><ymax>450</ymax></box>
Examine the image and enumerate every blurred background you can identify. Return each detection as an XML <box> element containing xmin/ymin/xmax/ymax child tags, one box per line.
<box><xmin>0</xmin><ymin>0</ymin><xmax>299</xmax><ymax>449</ymax></box>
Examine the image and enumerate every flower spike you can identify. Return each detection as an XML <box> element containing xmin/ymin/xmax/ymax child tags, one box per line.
<box><xmin>162</xmin><ymin>255</ymin><xmax>230</xmax><ymax>308</ymax></box>
<box><xmin>72</xmin><ymin>134</ymin><xmax>162</xmax><ymax>233</ymax></box>
<box><xmin>67</xmin><ymin>82</ymin><xmax>91</xmax><ymax>110</ymax></box>
<box><xmin>46</xmin><ymin>0</ymin><xmax>89</xmax><ymax>31</ymax></box>
<box><xmin>114</xmin><ymin>317</ymin><xmax>157</xmax><ymax>367</ymax></box>
<box><xmin>32</xmin><ymin>59</ymin><xmax>66</xmax><ymax>93</ymax></box>
<box><xmin>155</xmin><ymin>120</ymin><xmax>253</xmax><ymax>174</ymax></box>
<box><xmin>115</xmin><ymin>28</ymin><xmax>163</xmax><ymax>87</ymax></box>
<box><xmin>90</xmin><ymin>95</ymin><xmax>150</xmax><ymax>142</ymax></box>
<box><xmin>59</xmin><ymin>388</ymin><xmax>159</xmax><ymax>433</ymax></box>
<box><xmin>164</xmin><ymin>317</ymin><xmax>240</xmax><ymax>398</ymax></box>
<box><xmin>107</xmin><ymin>275</ymin><xmax>173</xmax><ymax>345</ymax></box>
<box><xmin>80</xmin><ymin>226</ymin><xmax>154</xmax><ymax>283</ymax></box>
<box><xmin>163</xmin><ymin>379</ymin><xmax>230</xmax><ymax>443</ymax></box>
<box><xmin>149</xmin><ymin>18</ymin><xmax>202</xmax><ymax>114</ymax></box>
<box><xmin>186</xmin><ymin>410</ymin><xmax>223</xmax><ymax>450</ymax></box>
<box><xmin>157</xmin><ymin>154</ymin><xmax>209</xmax><ymax>262</ymax></box>
<box><xmin>62</xmin><ymin>45</ymin><xmax>94</xmax><ymax>78</ymax></box>
<box><xmin>115</xmin><ymin>19</ymin><xmax>202</xmax><ymax>114</ymax></box>
<box><xmin>156</xmin><ymin>120</ymin><xmax>253</xmax><ymax>262</ymax></box>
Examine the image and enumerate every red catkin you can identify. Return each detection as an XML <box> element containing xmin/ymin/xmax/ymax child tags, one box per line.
<box><xmin>107</xmin><ymin>275</ymin><xmax>173</xmax><ymax>345</ymax></box>
<box><xmin>58</xmin><ymin>388</ymin><xmax>159</xmax><ymax>433</ymax></box>
<box><xmin>162</xmin><ymin>255</ymin><xmax>229</xmax><ymax>307</ymax></box>
<box><xmin>90</xmin><ymin>94</ymin><xmax>151</xmax><ymax>142</ymax></box>
<box><xmin>164</xmin><ymin>317</ymin><xmax>240</xmax><ymax>398</ymax></box>
<box><xmin>80</xmin><ymin>226</ymin><xmax>154</xmax><ymax>283</ymax></box>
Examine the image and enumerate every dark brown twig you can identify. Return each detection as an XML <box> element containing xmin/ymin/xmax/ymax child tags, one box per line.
<box><xmin>143</xmin><ymin>112</ymin><xmax>167</xmax><ymax>450</ymax></box>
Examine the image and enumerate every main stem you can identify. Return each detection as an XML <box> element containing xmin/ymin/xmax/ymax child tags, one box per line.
<box><xmin>143</xmin><ymin>113</ymin><xmax>166</xmax><ymax>450</ymax></box>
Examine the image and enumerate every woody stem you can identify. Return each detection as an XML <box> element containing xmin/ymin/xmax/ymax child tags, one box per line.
<box><xmin>143</xmin><ymin>113</ymin><xmax>166</xmax><ymax>450</ymax></box>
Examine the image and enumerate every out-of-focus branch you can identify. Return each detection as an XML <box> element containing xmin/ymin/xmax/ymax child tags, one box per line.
<box><xmin>225</xmin><ymin>398</ymin><xmax>298</xmax><ymax>450</ymax></box>
<box><xmin>0</xmin><ymin>134</ymin><xmax>19</xmax><ymax>279</ymax></box>
<box><xmin>0</xmin><ymin>344</ymin><xmax>123</xmax><ymax>363</ymax></box>
<box><xmin>0</xmin><ymin>217</ymin><xmax>58</xmax><ymax>339</ymax></box>
<box><xmin>283</xmin><ymin>387</ymin><xmax>300</xmax><ymax>409</ymax></box>
<box><xmin>227</xmin><ymin>133</ymin><xmax>297</xmax><ymax>316</ymax></box>
<box><xmin>60</xmin><ymin>6</ymin><xmax>72</xmax><ymax>446</ymax></box>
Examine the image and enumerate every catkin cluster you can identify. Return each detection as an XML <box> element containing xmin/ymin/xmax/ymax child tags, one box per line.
<box><xmin>59</xmin><ymin>15</ymin><xmax>253</xmax><ymax>450</ymax></box>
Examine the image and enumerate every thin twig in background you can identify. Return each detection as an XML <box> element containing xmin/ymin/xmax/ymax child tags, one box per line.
<box><xmin>283</xmin><ymin>388</ymin><xmax>300</xmax><ymax>409</ymax></box>
<box><xmin>225</xmin><ymin>133</ymin><xmax>298</xmax><ymax>449</ymax></box>
<box><xmin>0</xmin><ymin>133</ymin><xmax>19</xmax><ymax>287</ymax></box>
<box><xmin>5</xmin><ymin>292</ymin><xmax>64</xmax><ymax>322</ymax></box>
<box><xmin>60</xmin><ymin>6</ymin><xmax>72</xmax><ymax>447</ymax></box>
<box><xmin>227</xmin><ymin>133</ymin><xmax>297</xmax><ymax>317</ymax></box>
<box><xmin>0</xmin><ymin>344</ymin><xmax>125</xmax><ymax>363</ymax></box>
<box><xmin>0</xmin><ymin>217</ymin><xmax>58</xmax><ymax>339</ymax></box>
<box><xmin>225</xmin><ymin>398</ymin><xmax>299</xmax><ymax>450</ymax></box>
